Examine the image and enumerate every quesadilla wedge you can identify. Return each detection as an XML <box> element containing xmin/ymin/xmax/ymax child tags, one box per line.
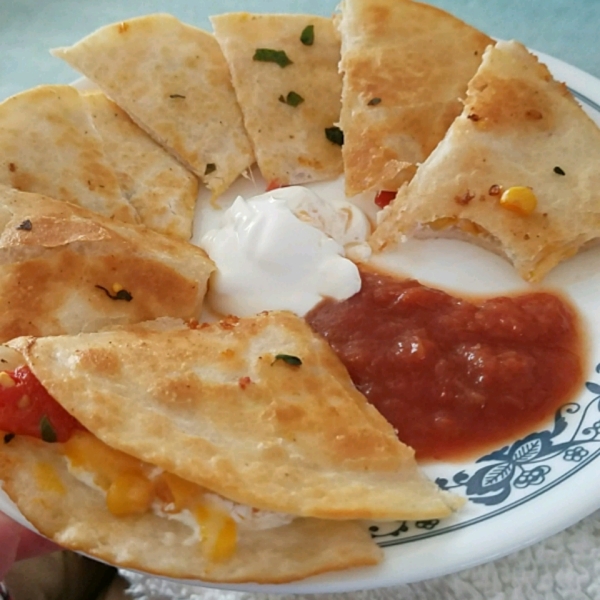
<box><xmin>3</xmin><ymin>312</ymin><xmax>462</xmax><ymax>522</ymax></box>
<box><xmin>0</xmin><ymin>85</ymin><xmax>138</xmax><ymax>223</ymax></box>
<box><xmin>84</xmin><ymin>91</ymin><xmax>198</xmax><ymax>241</ymax></box>
<box><xmin>0</xmin><ymin>185</ymin><xmax>213</xmax><ymax>342</ymax></box>
<box><xmin>370</xmin><ymin>41</ymin><xmax>600</xmax><ymax>282</ymax></box>
<box><xmin>0</xmin><ymin>436</ymin><xmax>381</xmax><ymax>582</ymax></box>
<box><xmin>211</xmin><ymin>13</ymin><xmax>343</xmax><ymax>188</ymax></box>
<box><xmin>52</xmin><ymin>14</ymin><xmax>255</xmax><ymax>198</ymax></box>
<box><xmin>337</xmin><ymin>0</ymin><xmax>493</xmax><ymax>196</ymax></box>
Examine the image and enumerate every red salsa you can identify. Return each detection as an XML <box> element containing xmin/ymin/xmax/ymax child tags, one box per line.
<box><xmin>306</xmin><ymin>268</ymin><xmax>583</xmax><ymax>461</ymax></box>
<box><xmin>0</xmin><ymin>366</ymin><xmax>84</xmax><ymax>443</ymax></box>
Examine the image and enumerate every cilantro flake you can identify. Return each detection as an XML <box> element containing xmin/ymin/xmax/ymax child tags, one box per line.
<box><xmin>325</xmin><ymin>126</ymin><xmax>344</xmax><ymax>146</ymax></box>
<box><xmin>95</xmin><ymin>285</ymin><xmax>133</xmax><ymax>302</ymax></box>
<box><xmin>40</xmin><ymin>416</ymin><xmax>57</xmax><ymax>443</ymax></box>
<box><xmin>278</xmin><ymin>91</ymin><xmax>305</xmax><ymax>107</ymax></box>
<box><xmin>272</xmin><ymin>354</ymin><xmax>303</xmax><ymax>367</ymax></box>
<box><xmin>253</xmin><ymin>48</ymin><xmax>293</xmax><ymax>68</ymax></box>
<box><xmin>300</xmin><ymin>25</ymin><xmax>314</xmax><ymax>46</ymax></box>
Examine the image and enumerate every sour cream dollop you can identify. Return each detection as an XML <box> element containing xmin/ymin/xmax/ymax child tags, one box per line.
<box><xmin>200</xmin><ymin>187</ymin><xmax>368</xmax><ymax>317</ymax></box>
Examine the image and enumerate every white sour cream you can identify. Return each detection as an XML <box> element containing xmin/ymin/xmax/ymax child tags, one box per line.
<box><xmin>200</xmin><ymin>187</ymin><xmax>368</xmax><ymax>317</ymax></box>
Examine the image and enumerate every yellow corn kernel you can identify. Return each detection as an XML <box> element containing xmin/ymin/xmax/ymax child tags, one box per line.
<box><xmin>428</xmin><ymin>217</ymin><xmax>457</xmax><ymax>231</ymax></box>
<box><xmin>158</xmin><ymin>471</ymin><xmax>205</xmax><ymax>512</ymax></box>
<box><xmin>499</xmin><ymin>186</ymin><xmax>537</xmax><ymax>216</ymax></box>
<box><xmin>0</xmin><ymin>372</ymin><xmax>15</xmax><ymax>388</ymax></box>
<box><xmin>106</xmin><ymin>472</ymin><xmax>154</xmax><ymax>517</ymax></box>
<box><xmin>112</xmin><ymin>283</ymin><xmax>124</xmax><ymax>293</ymax></box>
<box><xmin>195</xmin><ymin>503</ymin><xmax>237</xmax><ymax>562</ymax></box>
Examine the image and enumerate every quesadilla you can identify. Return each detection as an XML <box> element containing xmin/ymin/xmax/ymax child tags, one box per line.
<box><xmin>0</xmin><ymin>435</ymin><xmax>381</xmax><ymax>582</ymax></box>
<box><xmin>370</xmin><ymin>41</ymin><xmax>600</xmax><ymax>282</ymax></box>
<box><xmin>337</xmin><ymin>0</ymin><xmax>493</xmax><ymax>196</ymax></box>
<box><xmin>0</xmin><ymin>313</ymin><xmax>463</xmax><ymax>581</ymax></box>
<box><xmin>5</xmin><ymin>312</ymin><xmax>462</xmax><ymax>521</ymax></box>
<box><xmin>0</xmin><ymin>185</ymin><xmax>213</xmax><ymax>342</ymax></box>
<box><xmin>84</xmin><ymin>91</ymin><xmax>198</xmax><ymax>241</ymax></box>
<box><xmin>0</xmin><ymin>85</ymin><xmax>138</xmax><ymax>223</ymax></box>
<box><xmin>211</xmin><ymin>13</ymin><xmax>343</xmax><ymax>188</ymax></box>
<box><xmin>52</xmin><ymin>14</ymin><xmax>255</xmax><ymax>198</ymax></box>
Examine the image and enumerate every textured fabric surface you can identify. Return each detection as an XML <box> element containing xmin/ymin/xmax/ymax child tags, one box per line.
<box><xmin>121</xmin><ymin>508</ymin><xmax>600</xmax><ymax>600</ymax></box>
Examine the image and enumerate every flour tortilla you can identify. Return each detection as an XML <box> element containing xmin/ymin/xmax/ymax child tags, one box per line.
<box><xmin>211</xmin><ymin>13</ymin><xmax>343</xmax><ymax>187</ymax></box>
<box><xmin>0</xmin><ymin>185</ymin><xmax>213</xmax><ymax>342</ymax></box>
<box><xmin>0</xmin><ymin>436</ymin><xmax>381</xmax><ymax>583</ymax></box>
<box><xmin>0</xmin><ymin>85</ymin><xmax>138</xmax><ymax>223</ymax></box>
<box><xmin>8</xmin><ymin>312</ymin><xmax>462</xmax><ymax>521</ymax></box>
<box><xmin>53</xmin><ymin>14</ymin><xmax>254</xmax><ymax>197</ymax></box>
<box><xmin>337</xmin><ymin>0</ymin><xmax>493</xmax><ymax>196</ymax></box>
<box><xmin>370</xmin><ymin>41</ymin><xmax>600</xmax><ymax>282</ymax></box>
<box><xmin>84</xmin><ymin>91</ymin><xmax>198</xmax><ymax>241</ymax></box>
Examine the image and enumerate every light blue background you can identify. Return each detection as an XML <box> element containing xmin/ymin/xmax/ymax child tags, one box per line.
<box><xmin>0</xmin><ymin>0</ymin><xmax>599</xmax><ymax>101</ymax></box>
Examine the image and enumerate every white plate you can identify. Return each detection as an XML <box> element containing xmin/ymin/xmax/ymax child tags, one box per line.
<box><xmin>4</xmin><ymin>49</ymin><xmax>600</xmax><ymax>594</ymax></box>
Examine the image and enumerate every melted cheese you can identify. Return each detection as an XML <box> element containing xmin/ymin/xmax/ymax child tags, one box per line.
<box><xmin>62</xmin><ymin>432</ymin><xmax>293</xmax><ymax>561</ymax></box>
<box><xmin>34</xmin><ymin>461</ymin><xmax>66</xmax><ymax>495</ymax></box>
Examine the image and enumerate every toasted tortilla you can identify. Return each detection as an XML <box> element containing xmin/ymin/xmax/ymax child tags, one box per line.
<box><xmin>83</xmin><ymin>91</ymin><xmax>198</xmax><ymax>241</ymax></box>
<box><xmin>337</xmin><ymin>0</ymin><xmax>493</xmax><ymax>196</ymax></box>
<box><xmin>0</xmin><ymin>436</ymin><xmax>381</xmax><ymax>583</ymax></box>
<box><xmin>370</xmin><ymin>41</ymin><xmax>600</xmax><ymax>282</ymax></box>
<box><xmin>211</xmin><ymin>13</ymin><xmax>343</xmax><ymax>187</ymax></box>
<box><xmin>52</xmin><ymin>14</ymin><xmax>254</xmax><ymax>197</ymax></box>
<box><xmin>8</xmin><ymin>312</ymin><xmax>462</xmax><ymax>521</ymax></box>
<box><xmin>0</xmin><ymin>185</ymin><xmax>213</xmax><ymax>342</ymax></box>
<box><xmin>0</xmin><ymin>85</ymin><xmax>138</xmax><ymax>223</ymax></box>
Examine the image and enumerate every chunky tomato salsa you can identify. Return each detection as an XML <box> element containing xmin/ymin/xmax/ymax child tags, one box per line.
<box><xmin>306</xmin><ymin>268</ymin><xmax>583</xmax><ymax>461</ymax></box>
<box><xmin>0</xmin><ymin>366</ymin><xmax>83</xmax><ymax>443</ymax></box>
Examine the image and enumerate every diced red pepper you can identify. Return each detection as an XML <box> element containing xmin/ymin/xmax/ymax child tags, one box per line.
<box><xmin>374</xmin><ymin>190</ymin><xmax>397</xmax><ymax>209</ymax></box>
<box><xmin>0</xmin><ymin>367</ymin><xmax>84</xmax><ymax>442</ymax></box>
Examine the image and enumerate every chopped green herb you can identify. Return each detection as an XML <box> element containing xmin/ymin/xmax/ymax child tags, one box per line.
<box><xmin>3</xmin><ymin>432</ymin><xmax>15</xmax><ymax>444</ymax></box>
<box><xmin>554</xmin><ymin>166</ymin><xmax>566</xmax><ymax>176</ymax></box>
<box><xmin>300</xmin><ymin>25</ymin><xmax>314</xmax><ymax>46</ymax></box>
<box><xmin>40</xmin><ymin>416</ymin><xmax>57</xmax><ymax>443</ymax></box>
<box><xmin>169</xmin><ymin>94</ymin><xmax>186</xmax><ymax>99</ymax></box>
<box><xmin>253</xmin><ymin>48</ymin><xmax>293</xmax><ymax>68</ymax></box>
<box><xmin>278</xmin><ymin>91</ymin><xmax>305</xmax><ymax>107</ymax></box>
<box><xmin>325</xmin><ymin>126</ymin><xmax>344</xmax><ymax>146</ymax></box>
<box><xmin>16</xmin><ymin>219</ymin><xmax>32</xmax><ymax>231</ymax></box>
<box><xmin>272</xmin><ymin>354</ymin><xmax>303</xmax><ymax>367</ymax></box>
<box><xmin>367</xmin><ymin>97</ymin><xmax>382</xmax><ymax>106</ymax></box>
<box><xmin>205</xmin><ymin>163</ymin><xmax>216</xmax><ymax>175</ymax></box>
<box><xmin>95</xmin><ymin>285</ymin><xmax>133</xmax><ymax>302</ymax></box>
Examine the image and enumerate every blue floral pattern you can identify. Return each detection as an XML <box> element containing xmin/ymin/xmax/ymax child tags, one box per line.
<box><xmin>374</xmin><ymin>362</ymin><xmax>600</xmax><ymax>547</ymax></box>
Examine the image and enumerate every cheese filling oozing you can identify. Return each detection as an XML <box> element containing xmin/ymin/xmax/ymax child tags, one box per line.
<box><xmin>62</xmin><ymin>431</ymin><xmax>294</xmax><ymax>561</ymax></box>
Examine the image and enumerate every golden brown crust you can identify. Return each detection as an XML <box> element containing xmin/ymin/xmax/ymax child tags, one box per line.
<box><xmin>0</xmin><ymin>437</ymin><xmax>382</xmax><ymax>583</ymax></box>
<box><xmin>211</xmin><ymin>13</ymin><xmax>343</xmax><ymax>186</ymax></box>
<box><xmin>370</xmin><ymin>41</ymin><xmax>600</xmax><ymax>281</ymax></box>
<box><xmin>9</xmin><ymin>312</ymin><xmax>462</xmax><ymax>521</ymax></box>
<box><xmin>337</xmin><ymin>0</ymin><xmax>493</xmax><ymax>196</ymax></box>
<box><xmin>53</xmin><ymin>14</ymin><xmax>254</xmax><ymax>197</ymax></box>
<box><xmin>0</xmin><ymin>185</ymin><xmax>213</xmax><ymax>342</ymax></box>
<box><xmin>84</xmin><ymin>92</ymin><xmax>198</xmax><ymax>240</ymax></box>
<box><xmin>0</xmin><ymin>85</ymin><xmax>138</xmax><ymax>223</ymax></box>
